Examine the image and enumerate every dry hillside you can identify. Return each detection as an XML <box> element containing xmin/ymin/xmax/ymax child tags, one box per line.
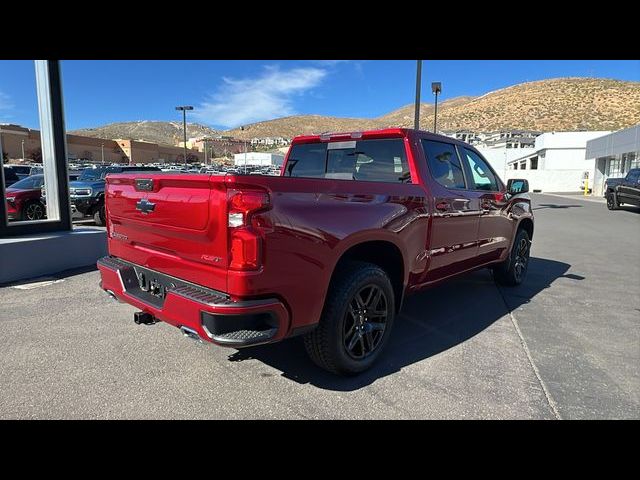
<box><xmin>70</xmin><ymin>121</ymin><xmax>220</xmax><ymax>145</ymax></box>
<box><xmin>68</xmin><ymin>78</ymin><xmax>640</xmax><ymax>144</ymax></box>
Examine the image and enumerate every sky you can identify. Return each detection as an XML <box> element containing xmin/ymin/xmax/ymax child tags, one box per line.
<box><xmin>0</xmin><ymin>60</ymin><xmax>638</xmax><ymax>131</ymax></box>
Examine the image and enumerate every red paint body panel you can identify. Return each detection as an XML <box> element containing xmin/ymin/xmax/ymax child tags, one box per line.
<box><xmin>100</xmin><ymin>128</ymin><xmax>533</xmax><ymax>344</ymax></box>
<box><xmin>5</xmin><ymin>187</ymin><xmax>42</xmax><ymax>220</ymax></box>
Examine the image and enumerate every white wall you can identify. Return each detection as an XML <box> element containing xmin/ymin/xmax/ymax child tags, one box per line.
<box><xmin>233</xmin><ymin>152</ymin><xmax>284</xmax><ymax>167</ymax></box>
<box><xmin>504</xmin><ymin>160</ymin><xmax>594</xmax><ymax>193</ymax></box>
<box><xmin>476</xmin><ymin>148</ymin><xmax>528</xmax><ymax>183</ymax></box>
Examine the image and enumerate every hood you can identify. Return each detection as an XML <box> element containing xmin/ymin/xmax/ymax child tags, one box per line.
<box><xmin>605</xmin><ymin>177</ymin><xmax>624</xmax><ymax>186</ymax></box>
<box><xmin>69</xmin><ymin>180</ymin><xmax>105</xmax><ymax>189</ymax></box>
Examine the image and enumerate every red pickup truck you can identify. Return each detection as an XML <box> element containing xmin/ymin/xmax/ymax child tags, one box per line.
<box><xmin>98</xmin><ymin>128</ymin><xmax>533</xmax><ymax>375</ymax></box>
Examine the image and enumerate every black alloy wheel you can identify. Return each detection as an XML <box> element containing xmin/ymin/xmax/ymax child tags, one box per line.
<box><xmin>23</xmin><ymin>202</ymin><xmax>45</xmax><ymax>221</ymax></box>
<box><xmin>513</xmin><ymin>236</ymin><xmax>529</xmax><ymax>284</ymax></box>
<box><xmin>343</xmin><ymin>284</ymin><xmax>388</xmax><ymax>360</ymax></box>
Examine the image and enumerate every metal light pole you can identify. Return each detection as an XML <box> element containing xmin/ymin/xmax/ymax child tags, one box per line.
<box><xmin>431</xmin><ymin>82</ymin><xmax>442</xmax><ymax>133</ymax></box>
<box><xmin>101</xmin><ymin>143</ymin><xmax>104</xmax><ymax>164</ymax></box>
<box><xmin>414</xmin><ymin>60</ymin><xmax>422</xmax><ymax>130</ymax></box>
<box><xmin>21</xmin><ymin>140</ymin><xmax>25</xmax><ymax>161</ymax></box>
<box><xmin>176</xmin><ymin>105</ymin><xmax>193</xmax><ymax>167</ymax></box>
<box><xmin>241</xmin><ymin>126</ymin><xmax>248</xmax><ymax>174</ymax></box>
<box><xmin>203</xmin><ymin>139</ymin><xmax>207</xmax><ymax>166</ymax></box>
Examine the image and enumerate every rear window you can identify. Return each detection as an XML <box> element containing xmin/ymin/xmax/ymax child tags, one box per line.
<box><xmin>421</xmin><ymin>139</ymin><xmax>466</xmax><ymax>189</ymax></box>
<box><xmin>10</xmin><ymin>166</ymin><xmax>31</xmax><ymax>175</ymax></box>
<box><xmin>284</xmin><ymin>139</ymin><xmax>410</xmax><ymax>183</ymax></box>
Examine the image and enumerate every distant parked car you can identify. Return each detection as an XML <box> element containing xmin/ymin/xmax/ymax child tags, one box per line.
<box><xmin>605</xmin><ymin>168</ymin><xmax>640</xmax><ymax>210</ymax></box>
<box><xmin>8</xmin><ymin>164</ymin><xmax>44</xmax><ymax>180</ymax></box>
<box><xmin>5</xmin><ymin>174</ymin><xmax>46</xmax><ymax>221</ymax></box>
<box><xmin>3</xmin><ymin>166</ymin><xmax>20</xmax><ymax>187</ymax></box>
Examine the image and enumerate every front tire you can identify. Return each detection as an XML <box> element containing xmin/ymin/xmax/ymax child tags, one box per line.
<box><xmin>304</xmin><ymin>261</ymin><xmax>395</xmax><ymax>375</ymax></box>
<box><xmin>493</xmin><ymin>229</ymin><xmax>531</xmax><ymax>286</ymax></box>
<box><xmin>93</xmin><ymin>204</ymin><xmax>106</xmax><ymax>226</ymax></box>
<box><xmin>606</xmin><ymin>191</ymin><xmax>619</xmax><ymax>210</ymax></box>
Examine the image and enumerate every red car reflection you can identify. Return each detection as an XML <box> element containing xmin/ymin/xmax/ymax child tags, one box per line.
<box><xmin>5</xmin><ymin>174</ymin><xmax>46</xmax><ymax>221</ymax></box>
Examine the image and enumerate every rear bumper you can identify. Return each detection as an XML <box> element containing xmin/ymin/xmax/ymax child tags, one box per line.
<box><xmin>97</xmin><ymin>255</ymin><xmax>290</xmax><ymax>347</ymax></box>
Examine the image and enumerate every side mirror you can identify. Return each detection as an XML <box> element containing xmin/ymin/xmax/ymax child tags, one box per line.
<box><xmin>507</xmin><ymin>178</ymin><xmax>529</xmax><ymax>195</ymax></box>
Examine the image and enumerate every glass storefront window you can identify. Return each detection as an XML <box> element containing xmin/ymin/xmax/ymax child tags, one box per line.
<box><xmin>0</xmin><ymin>60</ymin><xmax>70</xmax><ymax>236</ymax></box>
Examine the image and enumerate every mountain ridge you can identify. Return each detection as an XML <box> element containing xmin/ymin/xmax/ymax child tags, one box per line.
<box><xmin>69</xmin><ymin>77</ymin><xmax>640</xmax><ymax>144</ymax></box>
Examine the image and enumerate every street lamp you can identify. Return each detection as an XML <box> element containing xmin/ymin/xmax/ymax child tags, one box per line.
<box><xmin>21</xmin><ymin>139</ymin><xmax>25</xmax><ymax>161</ymax></box>
<box><xmin>101</xmin><ymin>143</ymin><xmax>105</xmax><ymax>164</ymax></box>
<box><xmin>175</xmin><ymin>105</ymin><xmax>194</xmax><ymax>167</ymax></box>
<box><xmin>414</xmin><ymin>60</ymin><xmax>422</xmax><ymax>130</ymax></box>
<box><xmin>431</xmin><ymin>82</ymin><xmax>442</xmax><ymax>133</ymax></box>
<box><xmin>241</xmin><ymin>126</ymin><xmax>248</xmax><ymax>174</ymax></box>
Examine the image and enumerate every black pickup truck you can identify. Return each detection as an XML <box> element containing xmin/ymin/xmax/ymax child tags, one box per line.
<box><xmin>605</xmin><ymin>168</ymin><xmax>640</xmax><ymax>210</ymax></box>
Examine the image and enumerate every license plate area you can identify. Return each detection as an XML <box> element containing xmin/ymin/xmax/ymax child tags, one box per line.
<box><xmin>119</xmin><ymin>265</ymin><xmax>177</xmax><ymax>308</ymax></box>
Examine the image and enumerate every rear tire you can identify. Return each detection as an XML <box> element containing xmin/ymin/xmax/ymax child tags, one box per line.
<box><xmin>493</xmin><ymin>229</ymin><xmax>531</xmax><ymax>286</ymax></box>
<box><xmin>21</xmin><ymin>200</ymin><xmax>45</xmax><ymax>221</ymax></box>
<box><xmin>93</xmin><ymin>204</ymin><xmax>105</xmax><ymax>226</ymax></box>
<box><xmin>304</xmin><ymin>261</ymin><xmax>395</xmax><ymax>376</ymax></box>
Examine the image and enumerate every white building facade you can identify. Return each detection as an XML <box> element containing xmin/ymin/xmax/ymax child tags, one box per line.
<box><xmin>233</xmin><ymin>152</ymin><xmax>284</xmax><ymax>167</ymax></box>
<box><xmin>585</xmin><ymin>125</ymin><xmax>640</xmax><ymax>197</ymax></box>
<box><xmin>503</xmin><ymin>131</ymin><xmax>611</xmax><ymax>193</ymax></box>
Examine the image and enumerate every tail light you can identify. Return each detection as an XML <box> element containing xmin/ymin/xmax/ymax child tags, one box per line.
<box><xmin>227</xmin><ymin>188</ymin><xmax>270</xmax><ymax>270</ymax></box>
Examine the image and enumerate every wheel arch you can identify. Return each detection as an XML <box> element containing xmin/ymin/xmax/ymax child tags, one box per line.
<box><xmin>330</xmin><ymin>239</ymin><xmax>406</xmax><ymax>313</ymax></box>
<box><xmin>517</xmin><ymin>217</ymin><xmax>534</xmax><ymax>241</ymax></box>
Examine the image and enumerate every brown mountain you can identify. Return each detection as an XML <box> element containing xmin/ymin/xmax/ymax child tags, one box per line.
<box><xmin>70</xmin><ymin>121</ymin><xmax>220</xmax><ymax>145</ymax></box>
<box><xmin>378</xmin><ymin>78</ymin><xmax>640</xmax><ymax>132</ymax></box>
<box><xmin>70</xmin><ymin>78</ymin><xmax>640</xmax><ymax>145</ymax></box>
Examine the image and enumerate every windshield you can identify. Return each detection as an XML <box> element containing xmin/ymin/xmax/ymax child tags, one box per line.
<box><xmin>8</xmin><ymin>175</ymin><xmax>45</xmax><ymax>190</ymax></box>
<box><xmin>78</xmin><ymin>168</ymin><xmax>108</xmax><ymax>181</ymax></box>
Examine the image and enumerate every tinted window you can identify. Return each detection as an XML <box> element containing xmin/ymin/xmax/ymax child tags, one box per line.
<box><xmin>9</xmin><ymin>175</ymin><xmax>44</xmax><ymax>190</ymax></box>
<box><xmin>285</xmin><ymin>139</ymin><xmax>410</xmax><ymax>183</ymax></box>
<box><xmin>10</xmin><ymin>166</ymin><xmax>31</xmax><ymax>175</ymax></box>
<box><xmin>421</xmin><ymin>140</ymin><xmax>466</xmax><ymax>189</ymax></box>
<box><xmin>352</xmin><ymin>139</ymin><xmax>410</xmax><ymax>183</ymax></box>
<box><xmin>285</xmin><ymin>143</ymin><xmax>327</xmax><ymax>177</ymax></box>
<box><xmin>463</xmin><ymin>148</ymin><xmax>499</xmax><ymax>191</ymax></box>
<box><xmin>626</xmin><ymin>170</ymin><xmax>639</xmax><ymax>183</ymax></box>
<box><xmin>3</xmin><ymin>167</ymin><xmax>19</xmax><ymax>182</ymax></box>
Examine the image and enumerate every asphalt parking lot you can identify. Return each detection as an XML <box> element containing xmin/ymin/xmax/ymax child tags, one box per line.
<box><xmin>0</xmin><ymin>193</ymin><xmax>638</xmax><ymax>419</ymax></box>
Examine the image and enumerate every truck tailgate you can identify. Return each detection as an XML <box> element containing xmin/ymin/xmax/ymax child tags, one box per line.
<box><xmin>105</xmin><ymin>173</ymin><xmax>229</xmax><ymax>292</ymax></box>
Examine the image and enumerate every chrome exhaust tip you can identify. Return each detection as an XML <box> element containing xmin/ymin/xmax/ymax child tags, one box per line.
<box><xmin>179</xmin><ymin>326</ymin><xmax>202</xmax><ymax>342</ymax></box>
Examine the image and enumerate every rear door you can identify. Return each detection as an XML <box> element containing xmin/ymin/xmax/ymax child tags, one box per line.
<box><xmin>105</xmin><ymin>173</ymin><xmax>229</xmax><ymax>292</ymax></box>
<box><xmin>420</xmin><ymin>139</ymin><xmax>482</xmax><ymax>280</ymax></box>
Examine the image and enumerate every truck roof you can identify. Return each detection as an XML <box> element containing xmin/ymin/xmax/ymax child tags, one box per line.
<box><xmin>290</xmin><ymin>128</ymin><xmax>463</xmax><ymax>145</ymax></box>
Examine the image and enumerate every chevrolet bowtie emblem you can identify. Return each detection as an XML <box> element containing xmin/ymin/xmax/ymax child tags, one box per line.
<box><xmin>136</xmin><ymin>198</ymin><xmax>156</xmax><ymax>214</ymax></box>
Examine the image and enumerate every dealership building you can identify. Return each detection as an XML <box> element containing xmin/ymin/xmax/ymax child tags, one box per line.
<box><xmin>502</xmin><ymin>131</ymin><xmax>611</xmax><ymax>192</ymax></box>
<box><xmin>0</xmin><ymin>124</ymin><xmax>203</xmax><ymax>164</ymax></box>
<box><xmin>585</xmin><ymin>125</ymin><xmax>640</xmax><ymax>196</ymax></box>
<box><xmin>233</xmin><ymin>151</ymin><xmax>284</xmax><ymax>167</ymax></box>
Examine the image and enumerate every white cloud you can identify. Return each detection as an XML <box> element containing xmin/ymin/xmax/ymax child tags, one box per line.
<box><xmin>0</xmin><ymin>91</ymin><xmax>14</xmax><ymax>121</ymax></box>
<box><xmin>0</xmin><ymin>91</ymin><xmax>12</xmax><ymax>110</ymax></box>
<box><xmin>193</xmin><ymin>65</ymin><xmax>328</xmax><ymax>128</ymax></box>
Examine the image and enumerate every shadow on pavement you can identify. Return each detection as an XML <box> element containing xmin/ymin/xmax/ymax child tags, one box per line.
<box><xmin>226</xmin><ymin>257</ymin><xmax>578</xmax><ymax>391</ymax></box>
<box><xmin>533</xmin><ymin>204</ymin><xmax>583</xmax><ymax>210</ymax></box>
